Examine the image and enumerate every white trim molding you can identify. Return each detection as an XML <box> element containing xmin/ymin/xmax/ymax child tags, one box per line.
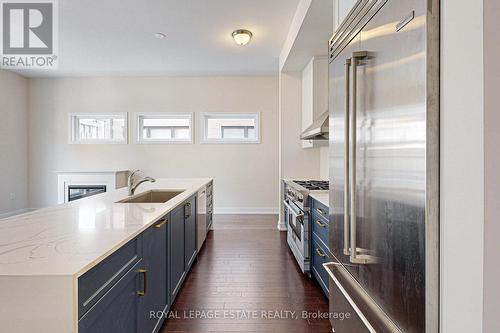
<box><xmin>68</xmin><ymin>112</ymin><xmax>128</xmax><ymax>144</ymax></box>
<box><xmin>134</xmin><ymin>112</ymin><xmax>194</xmax><ymax>144</ymax></box>
<box><xmin>0</xmin><ymin>208</ymin><xmax>38</xmax><ymax>220</ymax></box>
<box><xmin>200</xmin><ymin>112</ymin><xmax>261</xmax><ymax>144</ymax></box>
<box><xmin>214</xmin><ymin>207</ymin><xmax>278</xmax><ymax>215</ymax></box>
<box><xmin>277</xmin><ymin>219</ymin><xmax>287</xmax><ymax>231</ymax></box>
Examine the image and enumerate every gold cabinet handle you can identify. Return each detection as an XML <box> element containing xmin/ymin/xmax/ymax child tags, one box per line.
<box><xmin>315</xmin><ymin>220</ymin><xmax>327</xmax><ymax>228</ymax></box>
<box><xmin>316</xmin><ymin>248</ymin><xmax>326</xmax><ymax>258</ymax></box>
<box><xmin>137</xmin><ymin>269</ymin><xmax>147</xmax><ymax>296</ymax></box>
<box><xmin>155</xmin><ymin>219</ymin><xmax>168</xmax><ymax>228</ymax></box>
<box><xmin>316</xmin><ymin>207</ymin><xmax>326</xmax><ymax>215</ymax></box>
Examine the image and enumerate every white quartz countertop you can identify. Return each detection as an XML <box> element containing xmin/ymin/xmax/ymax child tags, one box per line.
<box><xmin>0</xmin><ymin>178</ymin><xmax>212</xmax><ymax>277</ymax></box>
<box><xmin>309</xmin><ymin>192</ymin><xmax>329</xmax><ymax>208</ymax></box>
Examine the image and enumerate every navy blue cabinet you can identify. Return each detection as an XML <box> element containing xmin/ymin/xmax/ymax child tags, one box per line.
<box><xmin>310</xmin><ymin>197</ymin><xmax>330</xmax><ymax>297</ymax></box>
<box><xmin>311</xmin><ymin>198</ymin><xmax>328</xmax><ymax>221</ymax></box>
<box><xmin>139</xmin><ymin>215</ymin><xmax>169</xmax><ymax>333</ymax></box>
<box><xmin>312</xmin><ymin>233</ymin><xmax>330</xmax><ymax>296</ymax></box>
<box><xmin>79</xmin><ymin>260</ymin><xmax>142</xmax><ymax>333</ymax></box>
<box><xmin>184</xmin><ymin>195</ymin><xmax>197</xmax><ymax>270</ymax></box>
<box><xmin>78</xmin><ymin>236</ymin><xmax>142</xmax><ymax>319</ymax></box>
<box><xmin>311</xmin><ymin>211</ymin><xmax>329</xmax><ymax>249</ymax></box>
<box><xmin>169</xmin><ymin>204</ymin><xmax>186</xmax><ymax>303</ymax></box>
<box><xmin>79</xmin><ymin>191</ymin><xmax>204</xmax><ymax>333</ymax></box>
<box><xmin>169</xmin><ymin>194</ymin><xmax>198</xmax><ymax>304</ymax></box>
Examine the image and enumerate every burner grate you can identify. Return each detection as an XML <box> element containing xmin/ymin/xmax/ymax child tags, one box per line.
<box><xmin>292</xmin><ymin>180</ymin><xmax>329</xmax><ymax>191</ymax></box>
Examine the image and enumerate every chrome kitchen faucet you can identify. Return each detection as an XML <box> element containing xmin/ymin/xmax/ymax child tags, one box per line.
<box><xmin>128</xmin><ymin>170</ymin><xmax>156</xmax><ymax>195</ymax></box>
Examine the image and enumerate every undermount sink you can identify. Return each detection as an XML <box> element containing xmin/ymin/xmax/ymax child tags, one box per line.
<box><xmin>117</xmin><ymin>190</ymin><xmax>183</xmax><ymax>203</ymax></box>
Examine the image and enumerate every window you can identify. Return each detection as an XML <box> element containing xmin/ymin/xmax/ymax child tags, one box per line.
<box><xmin>135</xmin><ymin>113</ymin><xmax>193</xmax><ymax>144</ymax></box>
<box><xmin>201</xmin><ymin>113</ymin><xmax>260</xmax><ymax>143</ymax></box>
<box><xmin>69</xmin><ymin>113</ymin><xmax>127</xmax><ymax>144</ymax></box>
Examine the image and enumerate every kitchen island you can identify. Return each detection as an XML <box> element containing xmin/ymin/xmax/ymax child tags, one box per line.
<box><xmin>0</xmin><ymin>178</ymin><xmax>213</xmax><ymax>333</ymax></box>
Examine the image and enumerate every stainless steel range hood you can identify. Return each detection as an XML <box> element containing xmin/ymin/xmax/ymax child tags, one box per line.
<box><xmin>300</xmin><ymin>110</ymin><xmax>329</xmax><ymax>140</ymax></box>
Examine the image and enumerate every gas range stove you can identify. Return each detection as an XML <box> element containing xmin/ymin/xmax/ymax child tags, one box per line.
<box><xmin>292</xmin><ymin>180</ymin><xmax>329</xmax><ymax>191</ymax></box>
<box><xmin>284</xmin><ymin>180</ymin><xmax>329</xmax><ymax>211</ymax></box>
<box><xmin>282</xmin><ymin>179</ymin><xmax>329</xmax><ymax>275</ymax></box>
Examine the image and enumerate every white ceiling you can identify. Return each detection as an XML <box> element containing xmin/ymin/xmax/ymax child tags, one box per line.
<box><xmin>14</xmin><ymin>0</ymin><xmax>300</xmax><ymax>77</ymax></box>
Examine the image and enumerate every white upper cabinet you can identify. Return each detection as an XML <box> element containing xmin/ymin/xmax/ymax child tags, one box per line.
<box><xmin>333</xmin><ymin>0</ymin><xmax>357</xmax><ymax>32</ymax></box>
<box><xmin>301</xmin><ymin>56</ymin><xmax>328</xmax><ymax>148</ymax></box>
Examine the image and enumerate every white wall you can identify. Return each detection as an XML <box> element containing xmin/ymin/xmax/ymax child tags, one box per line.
<box><xmin>0</xmin><ymin>70</ymin><xmax>28</xmax><ymax>215</ymax></box>
<box><xmin>301</xmin><ymin>59</ymin><xmax>314</xmax><ymax>149</ymax></box>
<box><xmin>483</xmin><ymin>0</ymin><xmax>500</xmax><ymax>331</ymax></box>
<box><xmin>279</xmin><ymin>72</ymin><xmax>320</xmax><ymax>180</ymax></box>
<box><xmin>301</xmin><ymin>57</ymin><xmax>329</xmax><ymax>150</ymax></box>
<box><xmin>277</xmin><ymin>71</ymin><xmax>321</xmax><ymax>228</ymax></box>
<box><xmin>319</xmin><ymin>146</ymin><xmax>328</xmax><ymax>179</ymax></box>
<box><xmin>440</xmin><ymin>1</ymin><xmax>484</xmax><ymax>332</ymax></box>
<box><xmin>27</xmin><ymin>76</ymin><xmax>279</xmax><ymax>213</ymax></box>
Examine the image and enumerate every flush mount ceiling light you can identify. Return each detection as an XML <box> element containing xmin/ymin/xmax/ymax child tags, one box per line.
<box><xmin>232</xmin><ymin>29</ymin><xmax>253</xmax><ymax>46</ymax></box>
<box><xmin>154</xmin><ymin>32</ymin><xmax>166</xmax><ymax>39</ymax></box>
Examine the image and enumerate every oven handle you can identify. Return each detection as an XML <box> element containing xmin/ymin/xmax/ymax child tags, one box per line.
<box><xmin>283</xmin><ymin>200</ymin><xmax>304</xmax><ymax>220</ymax></box>
<box><xmin>284</xmin><ymin>200</ymin><xmax>303</xmax><ymax>239</ymax></box>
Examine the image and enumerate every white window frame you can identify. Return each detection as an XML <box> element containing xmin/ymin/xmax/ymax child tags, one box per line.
<box><xmin>68</xmin><ymin>113</ymin><xmax>128</xmax><ymax>144</ymax></box>
<box><xmin>200</xmin><ymin>112</ymin><xmax>261</xmax><ymax>144</ymax></box>
<box><xmin>134</xmin><ymin>113</ymin><xmax>194</xmax><ymax>144</ymax></box>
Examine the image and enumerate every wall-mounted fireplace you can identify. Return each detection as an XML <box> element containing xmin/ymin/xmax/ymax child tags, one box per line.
<box><xmin>67</xmin><ymin>185</ymin><xmax>107</xmax><ymax>202</ymax></box>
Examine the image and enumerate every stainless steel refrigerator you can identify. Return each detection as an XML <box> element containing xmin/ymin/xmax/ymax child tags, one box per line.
<box><xmin>325</xmin><ymin>0</ymin><xmax>439</xmax><ymax>332</ymax></box>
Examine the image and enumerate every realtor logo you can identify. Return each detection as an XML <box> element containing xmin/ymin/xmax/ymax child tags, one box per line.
<box><xmin>0</xmin><ymin>0</ymin><xmax>58</xmax><ymax>68</ymax></box>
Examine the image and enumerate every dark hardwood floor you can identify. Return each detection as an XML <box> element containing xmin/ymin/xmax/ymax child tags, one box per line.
<box><xmin>160</xmin><ymin>215</ymin><xmax>331</xmax><ymax>333</ymax></box>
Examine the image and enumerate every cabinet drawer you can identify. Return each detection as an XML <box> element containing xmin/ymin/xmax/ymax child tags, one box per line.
<box><xmin>78</xmin><ymin>236</ymin><xmax>142</xmax><ymax>318</ymax></box>
<box><xmin>311</xmin><ymin>198</ymin><xmax>329</xmax><ymax>221</ymax></box>
<box><xmin>79</xmin><ymin>260</ymin><xmax>142</xmax><ymax>333</ymax></box>
<box><xmin>312</xmin><ymin>233</ymin><xmax>330</xmax><ymax>296</ymax></box>
<box><xmin>311</xmin><ymin>212</ymin><xmax>329</xmax><ymax>249</ymax></box>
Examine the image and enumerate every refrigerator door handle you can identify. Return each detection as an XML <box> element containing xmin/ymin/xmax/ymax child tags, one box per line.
<box><xmin>324</xmin><ymin>262</ymin><xmax>402</xmax><ymax>333</ymax></box>
<box><xmin>324</xmin><ymin>262</ymin><xmax>377</xmax><ymax>333</ymax></box>
<box><xmin>343</xmin><ymin>58</ymin><xmax>351</xmax><ymax>256</ymax></box>
<box><xmin>350</xmin><ymin>51</ymin><xmax>379</xmax><ymax>265</ymax></box>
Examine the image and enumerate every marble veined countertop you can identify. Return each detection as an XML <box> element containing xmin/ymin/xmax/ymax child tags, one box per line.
<box><xmin>0</xmin><ymin>178</ymin><xmax>211</xmax><ymax>277</ymax></box>
<box><xmin>309</xmin><ymin>192</ymin><xmax>329</xmax><ymax>208</ymax></box>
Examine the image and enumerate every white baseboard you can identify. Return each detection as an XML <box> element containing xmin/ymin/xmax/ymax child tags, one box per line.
<box><xmin>214</xmin><ymin>207</ymin><xmax>279</xmax><ymax>215</ymax></box>
<box><xmin>277</xmin><ymin>220</ymin><xmax>287</xmax><ymax>231</ymax></box>
<box><xmin>0</xmin><ymin>208</ymin><xmax>38</xmax><ymax>219</ymax></box>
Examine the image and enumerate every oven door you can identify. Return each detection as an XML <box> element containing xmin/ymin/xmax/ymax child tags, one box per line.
<box><xmin>284</xmin><ymin>200</ymin><xmax>304</xmax><ymax>240</ymax></box>
<box><xmin>284</xmin><ymin>199</ymin><xmax>309</xmax><ymax>273</ymax></box>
